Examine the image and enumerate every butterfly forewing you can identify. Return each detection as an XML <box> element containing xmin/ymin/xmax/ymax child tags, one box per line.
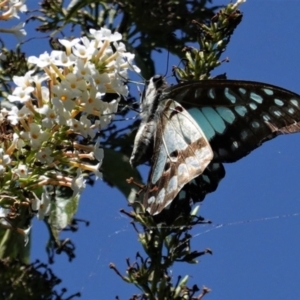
<box><xmin>162</xmin><ymin>80</ymin><xmax>300</xmax><ymax>162</ymax></box>
<box><xmin>144</xmin><ymin>99</ymin><xmax>213</xmax><ymax>215</ymax></box>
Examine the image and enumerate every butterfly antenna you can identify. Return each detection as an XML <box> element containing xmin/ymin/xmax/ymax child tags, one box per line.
<box><xmin>163</xmin><ymin>49</ymin><xmax>171</xmax><ymax>78</ymax></box>
<box><xmin>122</xmin><ymin>55</ymin><xmax>145</xmax><ymax>83</ymax></box>
<box><xmin>163</xmin><ymin>32</ymin><xmax>177</xmax><ymax>78</ymax></box>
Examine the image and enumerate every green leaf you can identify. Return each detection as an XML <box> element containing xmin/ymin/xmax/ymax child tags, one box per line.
<box><xmin>47</xmin><ymin>187</ymin><xmax>79</xmax><ymax>243</ymax></box>
<box><xmin>102</xmin><ymin>148</ymin><xmax>143</xmax><ymax>200</ymax></box>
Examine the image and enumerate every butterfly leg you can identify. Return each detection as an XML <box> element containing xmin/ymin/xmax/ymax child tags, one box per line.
<box><xmin>126</xmin><ymin>177</ymin><xmax>146</xmax><ymax>196</ymax></box>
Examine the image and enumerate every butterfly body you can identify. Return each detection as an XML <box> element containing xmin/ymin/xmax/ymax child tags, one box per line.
<box><xmin>131</xmin><ymin>75</ymin><xmax>300</xmax><ymax>215</ymax></box>
<box><xmin>130</xmin><ymin>75</ymin><xmax>168</xmax><ymax>167</ymax></box>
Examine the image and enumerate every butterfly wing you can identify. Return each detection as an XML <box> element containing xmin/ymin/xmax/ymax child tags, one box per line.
<box><xmin>162</xmin><ymin>80</ymin><xmax>300</xmax><ymax>162</ymax></box>
<box><xmin>144</xmin><ymin>99</ymin><xmax>213</xmax><ymax>215</ymax></box>
<box><xmin>182</xmin><ymin>161</ymin><xmax>225</xmax><ymax>203</ymax></box>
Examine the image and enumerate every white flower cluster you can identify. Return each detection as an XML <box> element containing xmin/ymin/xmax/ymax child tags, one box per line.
<box><xmin>0</xmin><ymin>27</ymin><xmax>139</xmax><ymax>226</ymax></box>
<box><xmin>0</xmin><ymin>0</ymin><xmax>27</xmax><ymax>40</ymax></box>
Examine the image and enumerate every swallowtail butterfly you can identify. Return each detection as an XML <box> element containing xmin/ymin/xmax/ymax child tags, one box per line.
<box><xmin>130</xmin><ymin>75</ymin><xmax>300</xmax><ymax>215</ymax></box>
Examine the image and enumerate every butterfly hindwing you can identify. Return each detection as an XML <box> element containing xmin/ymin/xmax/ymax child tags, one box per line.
<box><xmin>144</xmin><ymin>99</ymin><xmax>213</xmax><ymax>215</ymax></box>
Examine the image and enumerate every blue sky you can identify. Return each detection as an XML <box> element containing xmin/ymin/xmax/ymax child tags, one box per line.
<box><xmin>15</xmin><ymin>0</ymin><xmax>300</xmax><ymax>299</ymax></box>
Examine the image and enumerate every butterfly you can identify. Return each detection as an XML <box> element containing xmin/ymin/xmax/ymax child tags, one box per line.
<box><xmin>130</xmin><ymin>75</ymin><xmax>300</xmax><ymax>215</ymax></box>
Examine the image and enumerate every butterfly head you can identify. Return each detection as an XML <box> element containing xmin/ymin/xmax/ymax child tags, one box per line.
<box><xmin>141</xmin><ymin>75</ymin><xmax>168</xmax><ymax>111</ymax></box>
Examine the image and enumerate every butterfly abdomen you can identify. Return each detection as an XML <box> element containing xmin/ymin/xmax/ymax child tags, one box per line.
<box><xmin>130</xmin><ymin>119</ymin><xmax>156</xmax><ymax>167</ymax></box>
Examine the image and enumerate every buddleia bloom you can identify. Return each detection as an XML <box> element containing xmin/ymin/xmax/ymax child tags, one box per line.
<box><xmin>0</xmin><ymin>27</ymin><xmax>139</xmax><ymax>237</ymax></box>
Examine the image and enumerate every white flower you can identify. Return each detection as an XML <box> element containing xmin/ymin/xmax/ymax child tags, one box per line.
<box><xmin>37</xmin><ymin>104</ymin><xmax>57</xmax><ymax>128</ymax></box>
<box><xmin>79</xmin><ymin>115</ymin><xmax>95</xmax><ymax>138</ymax></box>
<box><xmin>60</xmin><ymin>73</ymin><xmax>87</xmax><ymax>93</ymax></box>
<box><xmin>110</xmin><ymin>77</ymin><xmax>128</xmax><ymax>96</ymax></box>
<box><xmin>14</xmin><ymin>164</ymin><xmax>28</xmax><ymax>178</ymax></box>
<box><xmin>8</xmin><ymin>86</ymin><xmax>34</xmax><ymax>103</ymax></box>
<box><xmin>12</xmin><ymin>0</ymin><xmax>28</xmax><ymax>13</ymax></box>
<box><xmin>120</xmin><ymin>52</ymin><xmax>141</xmax><ymax>73</ymax></box>
<box><xmin>7</xmin><ymin>106</ymin><xmax>20</xmax><ymax>125</ymax></box>
<box><xmin>72</xmin><ymin>40</ymin><xmax>95</xmax><ymax>59</ymax></box>
<box><xmin>81</xmin><ymin>87</ymin><xmax>105</xmax><ymax>114</ymax></box>
<box><xmin>31</xmin><ymin>192</ymin><xmax>51</xmax><ymax>220</ymax></box>
<box><xmin>0</xmin><ymin>22</ymin><xmax>27</xmax><ymax>41</ymax></box>
<box><xmin>12</xmin><ymin>70</ymin><xmax>34</xmax><ymax>88</ymax></box>
<box><xmin>28</xmin><ymin>51</ymin><xmax>52</xmax><ymax>68</ymax></box>
<box><xmin>28</xmin><ymin>123</ymin><xmax>50</xmax><ymax>149</ymax></box>
<box><xmin>67</xmin><ymin>114</ymin><xmax>95</xmax><ymax>139</ymax></box>
<box><xmin>67</xmin><ymin>118</ymin><xmax>84</xmax><ymax>134</ymax></box>
<box><xmin>58</xmin><ymin>38</ymin><xmax>80</xmax><ymax>54</ymax></box>
<box><xmin>90</xmin><ymin>28</ymin><xmax>122</xmax><ymax>42</ymax></box>
<box><xmin>0</xmin><ymin>207</ymin><xmax>9</xmax><ymax>218</ymax></box>
<box><xmin>0</xmin><ymin>148</ymin><xmax>11</xmax><ymax>165</ymax></box>
<box><xmin>71</xmin><ymin>169</ymin><xmax>86</xmax><ymax>197</ymax></box>
<box><xmin>37</xmin><ymin>147</ymin><xmax>54</xmax><ymax>164</ymax></box>
<box><xmin>12</xmin><ymin>133</ymin><xmax>25</xmax><ymax>149</ymax></box>
<box><xmin>0</xmin><ymin>148</ymin><xmax>11</xmax><ymax>175</ymax></box>
<box><xmin>108</xmin><ymin>99</ymin><xmax>119</xmax><ymax>114</ymax></box>
<box><xmin>40</xmin><ymin>86</ymin><xmax>50</xmax><ymax>103</ymax></box>
<box><xmin>20</xmin><ymin>123</ymin><xmax>50</xmax><ymax>149</ymax></box>
<box><xmin>0</xmin><ymin>6</ymin><xmax>18</xmax><ymax>20</ymax></box>
<box><xmin>73</xmin><ymin>59</ymin><xmax>92</xmax><ymax>79</ymax></box>
<box><xmin>0</xmin><ymin>207</ymin><xmax>10</xmax><ymax>226</ymax></box>
<box><xmin>52</xmin><ymin>84</ymin><xmax>77</xmax><ymax>111</ymax></box>
<box><xmin>50</xmin><ymin>50</ymin><xmax>76</xmax><ymax>67</ymax></box>
<box><xmin>7</xmin><ymin>105</ymin><xmax>33</xmax><ymax>125</ymax></box>
<box><xmin>22</xmin><ymin>226</ymin><xmax>31</xmax><ymax>246</ymax></box>
<box><xmin>90</xmin><ymin>70</ymin><xmax>110</xmax><ymax>93</ymax></box>
<box><xmin>51</xmin><ymin>98</ymin><xmax>71</xmax><ymax>125</ymax></box>
<box><xmin>84</xmin><ymin>162</ymin><xmax>103</xmax><ymax>179</ymax></box>
<box><xmin>113</xmin><ymin>41</ymin><xmax>126</xmax><ymax>52</ymax></box>
<box><xmin>93</xmin><ymin>142</ymin><xmax>104</xmax><ymax>162</ymax></box>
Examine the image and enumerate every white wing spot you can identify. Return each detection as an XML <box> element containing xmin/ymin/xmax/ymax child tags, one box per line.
<box><xmin>224</xmin><ymin>88</ymin><xmax>236</xmax><ymax>104</ymax></box>
<box><xmin>251</xmin><ymin>121</ymin><xmax>260</xmax><ymax>129</ymax></box>
<box><xmin>178</xmin><ymin>163</ymin><xmax>188</xmax><ymax>176</ymax></box>
<box><xmin>185</xmin><ymin>156</ymin><xmax>200</xmax><ymax>168</ymax></box>
<box><xmin>235</xmin><ymin>106</ymin><xmax>247</xmax><ymax>117</ymax></box>
<box><xmin>157</xmin><ymin>189</ymin><xmax>165</xmax><ymax>204</ymax></box>
<box><xmin>274</xmin><ymin>98</ymin><xmax>284</xmax><ymax>106</ymax></box>
<box><xmin>195</xmin><ymin>88</ymin><xmax>203</xmax><ymax>98</ymax></box>
<box><xmin>263</xmin><ymin>88</ymin><xmax>274</xmax><ymax>96</ymax></box>
<box><xmin>250</xmin><ymin>103</ymin><xmax>257</xmax><ymax>110</ymax></box>
<box><xmin>241</xmin><ymin>130</ymin><xmax>248</xmax><ymax>140</ymax></box>
<box><xmin>147</xmin><ymin>196</ymin><xmax>155</xmax><ymax>205</ymax></box>
<box><xmin>250</xmin><ymin>92</ymin><xmax>263</xmax><ymax>103</ymax></box>
<box><xmin>290</xmin><ymin>99</ymin><xmax>299</xmax><ymax>107</ymax></box>
<box><xmin>195</xmin><ymin>147</ymin><xmax>213</xmax><ymax>161</ymax></box>
<box><xmin>167</xmin><ymin>176</ymin><xmax>178</xmax><ymax>193</ymax></box>
<box><xmin>232</xmin><ymin>141</ymin><xmax>239</xmax><ymax>150</ymax></box>
<box><xmin>238</xmin><ymin>88</ymin><xmax>246</xmax><ymax>94</ymax></box>
<box><xmin>208</xmin><ymin>88</ymin><xmax>216</xmax><ymax>99</ymax></box>
<box><xmin>273</xmin><ymin>110</ymin><xmax>282</xmax><ymax>117</ymax></box>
